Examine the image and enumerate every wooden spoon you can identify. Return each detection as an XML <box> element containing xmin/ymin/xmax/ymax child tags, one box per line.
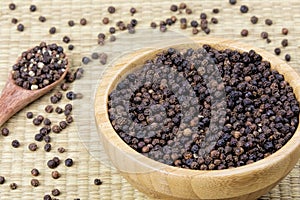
<box><xmin>0</xmin><ymin>56</ymin><xmax>69</xmax><ymax>127</ymax></box>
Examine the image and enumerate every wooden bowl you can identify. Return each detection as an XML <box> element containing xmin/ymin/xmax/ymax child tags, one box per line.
<box><xmin>94</xmin><ymin>38</ymin><xmax>300</xmax><ymax>200</ymax></box>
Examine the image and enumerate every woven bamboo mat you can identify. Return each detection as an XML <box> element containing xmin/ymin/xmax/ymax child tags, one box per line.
<box><xmin>0</xmin><ymin>0</ymin><xmax>300</xmax><ymax>199</ymax></box>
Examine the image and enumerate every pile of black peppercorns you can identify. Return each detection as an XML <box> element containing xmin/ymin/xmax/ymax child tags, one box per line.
<box><xmin>11</xmin><ymin>42</ymin><xmax>68</xmax><ymax>90</ymax></box>
<box><xmin>108</xmin><ymin>45</ymin><xmax>300</xmax><ymax>170</ymax></box>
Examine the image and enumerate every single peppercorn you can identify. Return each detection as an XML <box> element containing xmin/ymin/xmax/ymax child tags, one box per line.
<box><xmin>285</xmin><ymin>54</ymin><xmax>291</xmax><ymax>62</ymax></box>
<box><xmin>212</xmin><ymin>8</ymin><xmax>219</xmax><ymax>14</ymax></box>
<box><xmin>241</xmin><ymin>29</ymin><xmax>248</xmax><ymax>37</ymax></box>
<box><xmin>94</xmin><ymin>178</ymin><xmax>103</xmax><ymax>185</ymax></box>
<box><xmin>44</xmin><ymin>135</ymin><xmax>51</xmax><ymax>143</ymax></box>
<box><xmin>65</xmin><ymin>158</ymin><xmax>73</xmax><ymax>167</ymax></box>
<box><xmin>52</xmin><ymin>189</ymin><xmax>60</xmax><ymax>196</ymax></box>
<box><xmin>52</xmin><ymin>125</ymin><xmax>61</xmax><ymax>133</ymax></box>
<box><xmin>17</xmin><ymin>24</ymin><xmax>24</xmax><ymax>32</ymax></box>
<box><xmin>0</xmin><ymin>176</ymin><xmax>5</xmax><ymax>184</ymax></box>
<box><xmin>31</xmin><ymin>168</ymin><xmax>39</xmax><ymax>176</ymax></box>
<box><xmin>179</xmin><ymin>3</ymin><xmax>187</xmax><ymax>9</ymax></box>
<box><xmin>28</xmin><ymin>143</ymin><xmax>38</xmax><ymax>151</ymax></box>
<box><xmin>82</xmin><ymin>57</ymin><xmax>90</xmax><ymax>65</ymax></box>
<box><xmin>282</xmin><ymin>28</ymin><xmax>289</xmax><ymax>35</ymax></box>
<box><xmin>29</xmin><ymin>5</ymin><xmax>37</xmax><ymax>12</ymax></box>
<box><xmin>200</xmin><ymin>13</ymin><xmax>207</xmax><ymax>20</ymax></box>
<box><xmin>49</xmin><ymin>27</ymin><xmax>56</xmax><ymax>34</ymax></box>
<box><xmin>63</xmin><ymin>36</ymin><xmax>70</xmax><ymax>43</ymax></box>
<box><xmin>44</xmin><ymin>194</ymin><xmax>52</xmax><ymax>200</ymax></box>
<box><xmin>211</xmin><ymin>17</ymin><xmax>218</xmax><ymax>24</ymax></box>
<box><xmin>229</xmin><ymin>0</ymin><xmax>237</xmax><ymax>5</ymax></box>
<box><xmin>34</xmin><ymin>133</ymin><xmax>44</xmax><ymax>142</ymax></box>
<box><xmin>44</xmin><ymin>143</ymin><xmax>51</xmax><ymax>152</ymax></box>
<box><xmin>108</xmin><ymin>6</ymin><xmax>116</xmax><ymax>14</ymax></box>
<box><xmin>281</xmin><ymin>39</ymin><xmax>288</xmax><ymax>47</ymax></box>
<box><xmin>11</xmin><ymin>18</ymin><xmax>18</xmax><ymax>24</ymax></box>
<box><xmin>51</xmin><ymin>171</ymin><xmax>60</xmax><ymax>179</ymax></box>
<box><xmin>274</xmin><ymin>48</ymin><xmax>281</xmax><ymax>55</ymax></box>
<box><xmin>240</xmin><ymin>5</ymin><xmax>249</xmax><ymax>13</ymax></box>
<box><xmin>109</xmin><ymin>27</ymin><xmax>116</xmax><ymax>34</ymax></box>
<box><xmin>1</xmin><ymin>127</ymin><xmax>9</xmax><ymax>136</ymax></box>
<box><xmin>68</xmin><ymin>20</ymin><xmax>75</xmax><ymax>27</ymax></box>
<box><xmin>186</xmin><ymin>8</ymin><xmax>192</xmax><ymax>14</ymax></box>
<box><xmin>250</xmin><ymin>16</ymin><xmax>258</xmax><ymax>24</ymax></box>
<box><xmin>31</xmin><ymin>179</ymin><xmax>39</xmax><ymax>187</ymax></box>
<box><xmin>265</xmin><ymin>19</ymin><xmax>273</xmax><ymax>26</ymax></box>
<box><xmin>66</xmin><ymin>115</ymin><xmax>73</xmax><ymax>123</ymax></box>
<box><xmin>261</xmin><ymin>31</ymin><xmax>268</xmax><ymax>39</ymax></box>
<box><xmin>130</xmin><ymin>7</ymin><xmax>136</xmax><ymax>15</ymax></box>
<box><xmin>170</xmin><ymin>5</ymin><xmax>178</xmax><ymax>12</ymax></box>
<box><xmin>9</xmin><ymin>3</ymin><xmax>16</xmax><ymax>10</ymax></box>
<box><xmin>58</xmin><ymin>147</ymin><xmax>66</xmax><ymax>153</ymax></box>
<box><xmin>190</xmin><ymin>20</ymin><xmax>198</xmax><ymax>27</ymax></box>
<box><xmin>10</xmin><ymin>183</ymin><xmax>17</xmax><ymax>190</ymax></box>
<box><xmin>47</xmin><ymin>159</ymin><xmax>57</xmax><ymax>169</ymax></box>
<box><xmin>150</xmin><ymin>22</ymin><xmax>157</xmax><ymax>29</ymax></box>
<box><xmin>102</xmin><ymin>17</ymin><xmax>109</xmax><ymax>24</ymax></box>
<box><xmin>39</xmin><ymin>16</ymin><xmax>46</xmax><ymax>22</ymax></box>
<box><xmin>68</xmin><ymin>44</ymin><xmax>74</xmax><ymax>50</ymax></box>
<box><xmin>12</xmin><ymin>140</ymin><xmax>20</xmax><ymax>148</ymax></box>
<box><xmin>66</xmin><ymin>91</ymin><xmax>77</xmax><ymax>100</ymax></box>
<box><xmin>80</xmin><ymin>18</ymin><xmax>87</xmax><ymax>25</ymax></box>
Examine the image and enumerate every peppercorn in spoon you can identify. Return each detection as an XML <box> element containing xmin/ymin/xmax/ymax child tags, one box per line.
<box><xmin>0</xmin><ymin>42</ymin><xmax>69</xmax><ymax>127</ymax></box>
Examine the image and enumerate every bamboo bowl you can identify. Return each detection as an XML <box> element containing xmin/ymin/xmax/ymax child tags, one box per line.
<box><xmin>94</xmin><ymin>38</ymin><xmax>300</xmax><ymax>200</ymax></box>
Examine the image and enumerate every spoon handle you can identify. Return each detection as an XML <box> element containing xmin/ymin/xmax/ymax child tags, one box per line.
<box><xmin>0</xmin><ymin>81</ymin><xmax>32</xmax><ymax>127</ymax></box>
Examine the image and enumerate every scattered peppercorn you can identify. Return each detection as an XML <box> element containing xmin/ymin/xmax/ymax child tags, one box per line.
<box><xmin>28</xmin><ymin>143</ymin><xmax>38</xmax><ymax>151</ymax></box>
<box><xmin>68</xmin><ymin>44</ymin><xmax>74</xmax><ymax>50</ymax></box>
<box><xmin>80</xmin><ymin>18</ymin><xmax>87</xmax><ymax>25</ymax></box>
<box><xmin>31</xmin><ymin>168</ymin><xmax>39</xmax><ymax>176</ymax></box>
<box><xmin>102</xmin><ymin>17</ymin><xmax>109</xmax><ymax>24</ymax></box>
<box><xmin>1</xmin><ymin>127</ymin><xmax>9</xmax><ymax>136</ymax></box>
<box><xmin>58</xmin><ymin>147</ymin><xmax>66</xmax><ymax>153</ymax></box>
<box><xmin>82</xmin><ymin>57</ymin><xmax>91</xmax><ymax>65</ymax></box>
<box><xmin>17</xmin><ymin>23</ymin><xmax>24</xmax><ymax>32</ymax></box>
<box><xmin>170</xmin><ymin>5</ymin><xmax>178</xmax><ymax>12</ymax></box>
<box><xmin>39</xmin><ymin>16</ymin><xmax>46</xmax><ymax>22</ymax></box>
<box><xmin>240</xmin><ymin>5</ymin><xmax>249</xmax><ymax>13</ymax></box>
<box><xmin>190</xmin><ymin>20</ymin><xmax>198</xmax><ymax>27</ymax></box>
<box><xmin>34</xmin><ymin>133</ymin><xmax>43</xmax><ymax>142</ymax></box>
<box><xmin>241</xmin><ymin>29</ymin><xmax>249</xmax><ymax>37</ymax></box>
<box><xmin>29</xmin><ymin>5</ymin><xmax>37</xmax><ymax>12</ymax></box>
<box><xmin>12</xmin><ymin>140</ymin><xmax>20</xmax><ymax>148</ymax></box>
<box><xmin>200</xmin><ymin>13</ymin><xmax>207</xmax><ymax>20</ymax></box>
<box><xmin>44</xmin><ymin>143</ymin><xmax>51</xmax><ymax>152</ymax></box>
<box><xmin>179</xmin><ymin>2</ymin><xmax>187</xmax><ymax>9</ymax></box>
<box><xmin>150</xmin><ymin>22</ymin><xmax>157</xmax><ymax>29</ymax></box>
<box><xmin>229</xmin><ymin>0</ymin><xmax>237</xmax><ymax>5</ymax></box>
<box><xmin>51</xmin><ymin>171</ymin><xmax>60</xmax><ymax>179</ymax></box>
<box><xmin>68</xmin><ymin>20</ymin><xmax>75</xmax><ymax>27</ymax></box>
<box><xmin>250</xmin><ymin>16</ymin><xmax>258</xmax><ymax>24</ymax></box>
<box><xmin>66</xmin><ymin>91</ymin><xmax>76</xmax><ymax>100</ymax></box>
<box><xmin>265</xmin><ymin>19</ymin><xmax>273</xmax><ymax>26</ymax></box>
<box><xmin>11</xmin><ymin>18</ymin><xmax>18</xmax><ymax>24</ymax></box>
<box><xmin>52</xmin><ymin>125</ymin><xmax>61</xmax><ymax>133</ymax></box>
<box><xmin>281</xmin><ymin>39</ymin><xmax>288</xmax><ymax>47</ymax></box>
<box><xmin>94</xmin><ymin>178</ymin><xmax>102</xmax><ymax>185</ymax></box>
<box><xmin>261</xmin><ymin>31</ymin><xmax>268</xmax><ymax>39</ymax></box>
<box><xmin>65</xmin><ymin>158</ymin><xmax>73</xmax><ymax>167</ymax></box>
<box><xmin>47</xmin><ymin>159</ymin><xmax>58</xmax><ymax>169</ymax></box>
<box><xmin>211</xmin><ymin>17</ymin><xmax>218</xmax><ymax>24</ymax></box>
<box><xmin>44</xmin><ymin>194</ymin><xmax>52</xmax><ymax>200</ymax></box>
<box><xmin>282</xmin><ymin>28</ymin><xmax>289</xmax><ymax>35</ymax></box>
<box><xmin>109</xmin><ymin>27</ymin><xmax>116</xmax><ymax>34</ymax></box>
<box><xmin>0</xmin><ymin>176</ymin><xmax>5</xmax><ymax>184</ymax></box>
<box><xmin>52</xmin><ymin>189</ymin><xmax>60</xmax><ymax>196</ymax></box>
<box><xmin>108</xmin><ymin>6</ymin><xmax>116</xmax><ymax>14</ymax></box>
<box><xmin>130</xmin><ymin>7</ymin><xmax>137</xmax><ymax>15</ymax></box>
<box><xmin>10</xmin><ymin>183</ymin><xmax>17</xmax><ymax>190</ymax></box>
<box><xmin>31</xmin><ymin>179</ymin><xmax>39</xmax><ymax>187</ymax></box>
<box><xmin>285</xmin><ymin>54</ymin><xmax>291</xmax><ymax>61</ymax></box>
<box><xmin>63</xmin><ymin>36</ymin><xmax>71</xmax><ymax>44</ymax></box>
<box><xmin>55</xmin><ymin>107</ymin><xmax>63</xmax><ymax>114</ymax></box>
<box><xmin>44</xmin><ymin>135</ymin><xmax>51</xmax><ymax>143</ymax></box>
<box><xmin>186</xmin><ymin>8</ymin><xmax>192</xmax><ymax>14</ymax></box>
<box><xmin>9</xmin><ymin>3</ymin><xmax>16</xmax><ymax>10</ymax></box>
<box><xmin>49</xmin><ymin>27</ymin><xmax>56</xmax><ymax>34</ymax></box>
<box><xmin>212</xmin><ymin>8</ymin><xmax>219</xmax><ymax>14</ymax></box>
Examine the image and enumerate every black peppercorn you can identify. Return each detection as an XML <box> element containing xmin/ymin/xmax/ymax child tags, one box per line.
<box><xmin>68</xmin><ymin>20</ymin><xmax>75</xmax><ymax>27</ymax></box>
<box><xmin>9</xmin><ymin>3</ymin><xmax>16</xmax><ymax>10</ymax></box>
<box><xmin>241</xmin><ymin>29</ymin><xmax>249</xmax><ymax>37</ymax></box>
<box><xmin>44</xmin><ymin>143</ymin><xmax>51</xmax><ymax>152</ymax></box>
<box><xmin>1</xmin><ymin>127</ymin><xmax>9</xmax><ymax>136</ymax></box>
<box><xmin>29</xmin><ymin>5</ymin><xmax>37</xmax><ymax>12</ymax></box>
<box><xmin>49</xmin><ymin>27</ymin><xmax>56</xmax><ymax>34</ymax></box>
<box><xmin>261</xmin><ymin>31</ymin><xmax>268</xmax><ymax>39</ymax></box>
<box><xmin>281</xmin><ymin>39</ymin><xmax>288</xmax><ymax>47</ymax></box>
<box><xmin>0</xmin><ymin>176</ymin><xmax>5</xmax><ymax>184</ymax></box>
<box><xmin>65</xmin><ymin>158</ymin><xmax>73</xmax><ymax>167</ymax></box>
<box><xmin>274</xmin><ymin>48</ymin><xmax>281</xmax><ymax>55</ymax></box>
<box><xmin>190</xmin><ymin>20</ymin><xmax>198</xmax><ymax>27</ymax></box>
<box><xmin>66</xmin><ymin>91</ymin><xmax>77</xmax><ymax>100</ymax></box>
<box><xmin>63</xmin><ymin>36</ymin><xmax>70</xmax><ymax>44</ymax></box>
<box><xmin>285</xmin><ymin>54</ymin><xmax>291</xmax><ymax>62</ymax></box>
<box><xmin>130</xmin><ymin>7</ymin><xmax>136</xmax><ymax>15</ymax></box>
<box><xmin>39</xmin><ymin>16</ymin><xmax>46</xmax><ymax>22</ymax></box>
<box><xmin>102</xmin><ymin>17</ymin><xmax>109</xmax><ymax>24</ymax></box>
<box><xmin>31</xmin><ymin>168</ymin><xmax>39</xmax><ymax>176</ymax></box>
<box><xmin>240</xmin><ymin>5</ymin><xmax>249</xmax><ymax>13</ymax></box>
<box><xmin>51</xmin><ymin>171</ymin><xmax>60</xmax><ymax>179</ymax></box>
<box><xmin>11</xmin><ymin>18</ymin><xmax>18</xmax><ymax>24</ymax></box>
<box><xmin>170</xmin><ymin>5</ymin><xmax>178</xmax><ymax>12</ymax></box>
<box><xmin>82</xmin><ymin>57</ymin><xmax>90</xmax><ymax>65</ymax></box>
<box><xmin>229</xmin><ymin>0</ymin><xmax>237</xmax><ymax>5</ymax></box>
<box><xmin>31</xmin><ymin>179</ymin><xmax>39</xmax><ymax>187</ymax></box>
<box><xmin>52</xmin><ymin>189</ymin><xmax>60</xmax><ymax>196</ymax></box>
<box><xmin>265</xmin><ymin>19</ymin><xmax>273</xmax><ymax>26</ymax></box>
<box><xmin>107</xmin><ymin>6</ymin><xmax>116</xmax><ymax>14</ymax></box>
<box><xmin>80</xmin><ymin>18</ymin><xmax>87</xmax><ymax>25</ymax></box>
<box><xmin>12</xmin><ymin>140</ymin><xmax>20</xmax><ymax>148</ymax></box>
<box><xmin>282</xmin><ymin>28</ymin><xmax>289</xmax><ymax>35</ymax></box>
<box><xmin>17</xmin><ymin>24</ymin><xmax>24</xmax><ymax>32</ymax></box>
<box><xmin>94</xmin><ymin>178</ymin><xmax>102</xmax><ymax>185</ymax></box>
<box><xmin>47</xmin><ymin>159</ymin><xmax>57</xmax><ymax>169</ymax></box>
<box><xmin>250</xmin><ymin>16</ymin><xmax>258</xmax><ymax>24</ymax></box>
<box><xmin>28</xmin><ymin>143</ymin><xmax>38</xmax><ymax>151</ymax></box>
<box><xmin>10</xmin><ymin>183</ymin><xmax>17</xmax><ymax>190</ymax></box>
<box><xmin>34</xmin><ymin>133</ymin><xmax>43</xmax><ymax>142</ymax></box>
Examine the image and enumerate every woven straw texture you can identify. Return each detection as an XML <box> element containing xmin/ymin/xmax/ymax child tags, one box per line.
<box><xmin>0</xmin><ymin>0</ymin><xmax>300</xmax><ymax>199</ymax></box>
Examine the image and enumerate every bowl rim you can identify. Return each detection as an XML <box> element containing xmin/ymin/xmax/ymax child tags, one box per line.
<box><xmin>94</xmin><ymin>37</ymin><xmax>300</xmax><ymax>178</ymax></box>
